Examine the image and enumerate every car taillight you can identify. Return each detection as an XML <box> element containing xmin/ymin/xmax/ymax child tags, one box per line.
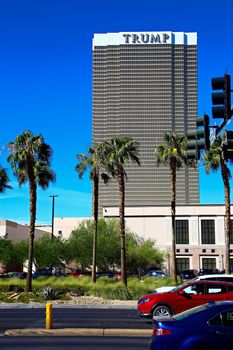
<box><xmin>153</xmin><ymin>327</ymin><xmax>171</xmax><ymax>336</ymax></box>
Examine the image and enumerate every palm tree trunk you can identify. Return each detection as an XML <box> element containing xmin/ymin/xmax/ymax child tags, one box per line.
<box><xmin>91</xmin><ymin>172</ymin><xmax>99</xmax><ymax>283</ymax></box>
<box><xmin>170</xmin><ymin>158</ymin><xmax>177</xmax><ymax>284</ymax></box>
<box><xmin>221</xmin><ymin>159</ymin><xmax>231</xmax><ymax>274</ymax></box>
<box><xmin>25</xmin><ymin>176</ymin><xmax>37</xmax><ymax>293</ymax></box>
<box><xmin>117</xmin><ymin>167</ymin><xmax>127</xmax><ymax>287</ymax></box>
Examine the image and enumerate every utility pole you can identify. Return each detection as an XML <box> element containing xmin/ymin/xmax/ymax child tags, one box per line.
<box><xmin>49</xmin><ymin>195</ymin><xmax>58</xmax><ymax>241</ymax></box>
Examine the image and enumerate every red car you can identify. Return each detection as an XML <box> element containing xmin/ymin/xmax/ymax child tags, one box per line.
<box><xmin>138</xmin><ymin>280</ymin><xmax>233</xmax><ymax>318</ymax></box>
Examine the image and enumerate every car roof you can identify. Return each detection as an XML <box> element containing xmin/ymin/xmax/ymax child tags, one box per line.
<box><xmin>196</xmin><ymin>274</ymin><xmax>233</xmax><ymax>279</ymax></box>
<box><xmin>183</xmin><ymin>279</ymin><xmax>233</xmax><ymax>287</ymax></box>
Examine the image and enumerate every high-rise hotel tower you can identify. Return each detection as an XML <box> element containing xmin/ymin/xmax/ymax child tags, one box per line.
<box><xmin>92</xmin><ymin>32</ymin><xmax>199</xmax><ymax>211</ymax></box>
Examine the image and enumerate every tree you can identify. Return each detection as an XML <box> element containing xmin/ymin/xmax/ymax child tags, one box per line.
<box><xmin>75</xmin><ymin>144</ymin><xmax>109</xmax><ymax>283</ymax></box>
<box><xmin>67</xmin><ymin>219</ymin><xmax>120</xmax><ymax>272</ymax></box>
<box><xmin>0</xmin><ymin>238</ymin><xmax>14</xmax><ymax>264</ymax></box>
<box><xmin>0</xmin><ymin>166</ymin><xmax>11</xmax><ymax>192</ymax></box>
<box><xmin>67</xmin><ymin>218</ymin><xmax>163</xmax><ymax>274</ymax></box>
<box><xmin>202</xmin><ymin>137</ymin><xmax>232</xmax><ymax>273</ymax></box>
<box><xmin>127</xmin><ymin>239</ymin><xmax>164</xmax><ymax>276</ymax></box>
<box><xmin>34</xmin><ymin>235</ymin><xmax>68</xmax><ymax>270</ymax></box>
<box><xmin>155</xmin><ymin>132</ymin><xmax>192</xmax><ymax>284</ymax></box>
<box><xmin>7</xmin><ymin>130</ymin><xmax>55</xmax><ymax>292</ymax></box>
<box><xmin>12</xmin><ymin>240</ymin><xmax>29</xmax><ymax>268</ymax></box>
<box><xmin>102</xmin><ymin>137</ymin><xmax>140</xmax><ymax>286</ymax></box>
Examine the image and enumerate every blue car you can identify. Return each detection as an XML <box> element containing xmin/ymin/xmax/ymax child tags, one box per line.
<box><xmin>151</xmin><ymin>301</ymin><xmax>233</xmax><ymax>350</ymax></box>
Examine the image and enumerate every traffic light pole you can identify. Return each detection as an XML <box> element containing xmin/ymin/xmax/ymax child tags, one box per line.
<box><xmin>213</xmin><ymin>119</ymin><xmax>227</xmax><ymax>137</ymax></box>
<box><xmin>49</xmin><ymin>195</ymin><xmax>58</xmax><ymax>241</ymax></box>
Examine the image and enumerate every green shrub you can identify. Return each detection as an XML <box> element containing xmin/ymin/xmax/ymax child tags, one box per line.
<box><xmin>0</xmin><ymin>275</ymin><xmax>177</xmax><ymax>301</ymax></box>
<box><xmin>0</xmin><ymin>293</ymin><xmax>15</xmax><ymax>303</ymax></box>
<box><xmin>88</xmin><ymin>283</ymin><xmax>130</xmax><ymax>300</ymax></box>
<box><xmin>16</xmin><ymin>293</ymin><xmax>44</xmax><ymax>303</ymax></box>
<box><xmin>112</xmin><ymin>285</ymin><xmax>130</xmax><ymax>300</ymax></box>
<box><xmin>7</xmin><ymin>285</ymin><xmax>24</xmax><ymax>293</ymax></box>
<box><xmin>75</xmin><ymin>285</ymin><xmax>87</xmax><ymax>296</ymax></box>
<box><xmin>96</xmin><ymin>277</ymin><xmax>117</xmax><ymax>285</ymax></box>
<box><xmin>42</xmin><ymin>286</ymin><xmax>59</xmax><ymax>301</ymax></box>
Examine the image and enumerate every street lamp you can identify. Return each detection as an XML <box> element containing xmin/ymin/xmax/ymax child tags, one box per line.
<box><xmin>49</xmin><ymin>195</ymin><xmax>58</xmax><ymax>241</ymax></box>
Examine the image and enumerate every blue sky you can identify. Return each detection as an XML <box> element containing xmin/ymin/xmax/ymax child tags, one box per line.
<box><xmin>0</xmin><ymin>0</ymin><xmax>233</xmax><ymax>224</ymax></box>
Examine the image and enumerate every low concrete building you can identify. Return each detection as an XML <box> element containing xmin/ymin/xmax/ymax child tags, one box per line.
<box><xmin>103</xmin><ymin>205</ymin><xmax>233</xmax><ymax>272</ymax></box>
<box><xmin>0</xmin><ymin>220</ymin><xmax>49</xmax><ymax>273</ymax></box>
<box><xmin>2</xmin><ymin>204</ymin><xmax>232</xmax><ymax>273</ymax></box>
<box><xmin>52</xmin><ymin>217</ymin><xmax>90</xmax><ymax>240</ymax></box>
<box><xmin>49</xmin><ymin>205</ymin><xmax>233</xmax><ymax>273</ymax></box>
<box><xmin>0</xmin><ymin>220</ymin><xmax>48</xmax><ymax>243</ymax></box>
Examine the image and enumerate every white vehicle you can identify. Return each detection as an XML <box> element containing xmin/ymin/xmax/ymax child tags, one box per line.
<box><xmin>154</xmin><ymin>274</ymin><xmax>233</xmax><ymax>294</ymax></box>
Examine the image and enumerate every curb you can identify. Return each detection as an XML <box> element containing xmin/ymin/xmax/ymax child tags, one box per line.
<box><xmin>0</xmin><ymin>303</ymin><xmax>137</xmax><ymax>309</ymax></box>
<box><xmin>5</xmin><ymin>328</ymin><xmax>152</xmax><ymax>337</ymax></box>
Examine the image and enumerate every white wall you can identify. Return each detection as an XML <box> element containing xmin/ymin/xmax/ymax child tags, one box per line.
<box><xmin>0</xmin><ymin>220</ymin><xmax>48</xmax><ymax>243</ymax></box>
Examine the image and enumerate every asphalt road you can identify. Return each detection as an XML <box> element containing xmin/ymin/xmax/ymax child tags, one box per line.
<box><xmin>0</xmin><ymin>335</ymin><xmax>151</xmax><ymax>349</ymax></box>
<box><xmin>0</xmin><ymin>307</ymin><xmax>152</xmax><ymax>332</ymax></box>
<box><xmin>0</xmin><ymin>308</ymin><xmax>152</xmax><ymax>349</ymax></box>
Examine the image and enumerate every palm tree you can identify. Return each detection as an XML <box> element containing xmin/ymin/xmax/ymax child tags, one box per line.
<box><xmin>0</xmin><ymin>167</ymin><xmax>11</xmax><ymax>192</ymax></box>
<box><xmin>75</xmin><ymin>144</ymin><xmax>109</xmax><ymax>283</ymax></box>
<box><xmin>102</xmin><ymin>136</ymin><xmax>140</xmax><ymax>286</ymax></box>
<box><xmin>202</xmin><ymin>137</ymin><xmax>232</xmax><ymax>273</ymax></box>
<box><xmin>155</xmin><ymin>132</ymin><xmax>191</xmax><ymax>284</ymax></box>
<box><xmin>7</xmin><ymin>130</ymin><xmax>55</xmax><ymax>292</ymax></box>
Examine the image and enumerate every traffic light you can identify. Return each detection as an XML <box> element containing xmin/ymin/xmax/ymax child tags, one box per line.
<box><xmin>196</xmin><ymin>115</ymin><xmax>210</xmax><ymax>150</ymax></box>
<box><xmin>186</xmin><ymin>115</ymin><xmax>210</xmax><ymax>160</ymax></box>
<box><xmin>212</xmin><ymin>74</ymin><xmax>232</xmax><ymax>121</ymax></box>
<box><xmin>186</xmin><ymin>130</ymin><xmax>199</xmax><ymax>160</ymax></box>
<box><xmin>221</xmin><ymin>130</ymin><xmax>233</xmax><ymax>161</ymax></box>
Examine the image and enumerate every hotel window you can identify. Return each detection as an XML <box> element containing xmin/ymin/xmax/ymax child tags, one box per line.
<box><xmin>176</xmin><ymin>258</ymin><xmax>190</xmax><ymax>273</ymax></box>
<box><xmin>201</xmin><ymin>220</ymin><xmax>215</xmax><ymax>244</ymax></box>
<box><xmin>202</xmin><ymin>258</ymin><xmax>216</xmax><ymax>269</ymax></box>
<box><xmin>230</xmin><ymin>259</ymin><xmax>233</xmax><ymax>270</ymax></box>
<box><xmin>176</xmin><ymin>220</ymin><xmax>189</xmax><ymax>244</ymax></box>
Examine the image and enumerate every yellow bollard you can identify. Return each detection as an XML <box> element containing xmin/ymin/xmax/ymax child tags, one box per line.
<box><xmin>46</xmin><ymin>303</ymin><xmax>53</xmax><ymax>329</ymax></box>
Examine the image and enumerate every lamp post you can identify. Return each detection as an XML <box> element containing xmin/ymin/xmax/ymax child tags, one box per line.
<box><xmin>49</xmin><ymin>195</ymin><xmax>58</xmax><ymax>241</ymax></box>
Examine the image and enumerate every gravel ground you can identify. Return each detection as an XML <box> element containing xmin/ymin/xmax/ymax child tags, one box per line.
<box><xmin>43</xmin><ymin>296</ymin><xmax>137</xmax><ymax>306</ymax></box>
<box><xmin>0</xmin><ymin>295</ymin><xmax>137</xmax><ymax>306</ymax></box>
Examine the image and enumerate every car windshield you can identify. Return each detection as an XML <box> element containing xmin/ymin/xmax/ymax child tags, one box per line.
<box><xmin>172</xmin><ymin>304</ymin><xmax>209</xmax><ymax>320</ymax></box>
<box><xmin>168</xmin><ymin>284</ymin><xmax>184</xmax><ymax>292</ymax></box>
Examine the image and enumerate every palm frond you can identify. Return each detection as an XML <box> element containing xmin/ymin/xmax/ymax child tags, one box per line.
<box><xmin>7</xmin><ymin>130</ymin><xmax>55</xmax><ymax>189</ymax></box>
<box><xmin>0</xmin><ymin>167</ymin><xmax>12</xmax><ymax>192</ymax></box>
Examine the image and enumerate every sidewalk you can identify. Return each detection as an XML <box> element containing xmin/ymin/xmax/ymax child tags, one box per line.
<box><xmin>5</xmin><ymin>328</ymin><xmax>152</xmax><ymax>337</ymax></box>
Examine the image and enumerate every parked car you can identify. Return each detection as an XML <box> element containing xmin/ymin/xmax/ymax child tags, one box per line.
<box><xmin>144</xmin><ymin>270</ymin><xmax>168</xmax><ymax>278</ymax></box>
<box><xmin>32</xmin><ymin>268</ymin><xmax>53</xmax><ymax>278</ymax></box>
<box><xmin>198</xmin><ymin>268</ymin><xmax>221</xmax><ymax>275</ymax></box>
<box><xmin>66</xmin><ymin>272</ymin><xmax>85</xmax><ymax>278</ymax></box>
<box><xmin>150</xmin><ymin>301</ymin><xmax>233</xmax><ymax>350</ymax></box>
<box><xmin>96</xmin><ymin>272</ymin><xmax>115</xmax><ymax>279</ymax></box>
<box><xmin>222</xmin><ymin>267</ymin><xmax>233</xmax><ymax>273</ymax></box>
<box><xmin>138</xmin><ymin>280</ymin><xmax>233</xmax><ymax>318</ymax></box>
<box><xmin>179</xmin><ymin>269</ymin><xmax>198</xmax><ymax>280</ymax></box>
<box><xmin>154</xmin><ymin>273</ymin><xmax>233</xmax><ymax>294</ymax></box>
<box><xmin>115</xmin><ymin>272</ymin><xmax>137</xmax><ymax>280</ymax></box>
<box><xmin>10</xmin><ymin>272</ymin><xmax>27</xmax><ymax>279</ymax></box>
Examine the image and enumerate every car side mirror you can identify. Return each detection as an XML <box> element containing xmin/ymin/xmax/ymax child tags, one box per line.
<box><xmin>178</xmin><ymin>289</ymin><xmax>185</xmax><ymax>295</ymax></box>
<box><xmin>178</xmin><ymin>289</ymin><xmax>192</xmax><ymax>299</ymax></box>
